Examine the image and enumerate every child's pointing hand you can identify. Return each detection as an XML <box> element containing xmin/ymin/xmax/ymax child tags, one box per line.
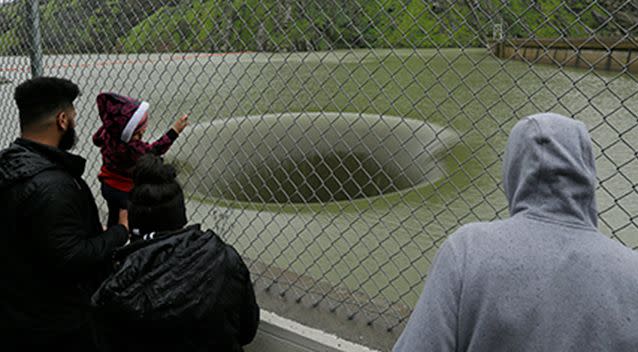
<box><xmin>173</xmin><ymin>114</ymin><xmax>189</xmax><ymax>134</ymax></box>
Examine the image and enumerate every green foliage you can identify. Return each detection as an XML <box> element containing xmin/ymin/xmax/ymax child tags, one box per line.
<box><xmin>0</xmin><ymin>1</ymin><xmax>26</xmax><ymax>55</ymax></box>
<box><xmin>495</xmin><ymin>0</ymin><xmax>598</xmax><ymax>38</ymax></box>
<box><xmin>0</xmin><ymin>0</ymin><xmax>632</xmax><ymax>55</ymax></box>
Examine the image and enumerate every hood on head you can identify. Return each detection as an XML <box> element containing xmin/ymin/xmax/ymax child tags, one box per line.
<box><xmin>502</xmin><ymin>113</ymin><xmax>598</xmax><ymax>227</ymax></box>
<box><xmin>95</xmin><ymin>92</ymin><xmax>149</xmax><ymax>143</ymax></box>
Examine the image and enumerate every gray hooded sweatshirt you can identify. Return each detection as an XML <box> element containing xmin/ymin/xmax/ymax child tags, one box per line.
<box><xmin>394</xmin><ymin>113</ymin><xmax>638</xmax><ymax>352</ymax></box>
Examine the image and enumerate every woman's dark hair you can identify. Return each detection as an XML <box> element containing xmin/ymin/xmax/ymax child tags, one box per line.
<box><xmin>128</xmin><ymin>155</ymin><xmax>187</xmax><ymax>236</ymax></box>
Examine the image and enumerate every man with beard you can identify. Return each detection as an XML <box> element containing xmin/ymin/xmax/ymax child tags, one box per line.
<box><xmin>0</xmin><ymin>77</ymin><xmax>129</xmax><ymax>351</ymax></box>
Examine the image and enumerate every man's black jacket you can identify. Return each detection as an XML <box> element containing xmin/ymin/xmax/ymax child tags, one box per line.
<box><xmin>0</xmin><ymin>138</ymin><xmax>128</xmax><ymax>344</ymax></box>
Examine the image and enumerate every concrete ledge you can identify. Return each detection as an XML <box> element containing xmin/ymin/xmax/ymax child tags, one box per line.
<box><xmin>246</xmin><ymin>311</ymin><xmax>381</xmax><ymax>352</ymax></box>
<box><xmin>489</xmin><ymin>37</ymin><xmax>638</xmax><ymax>73</ymax></box>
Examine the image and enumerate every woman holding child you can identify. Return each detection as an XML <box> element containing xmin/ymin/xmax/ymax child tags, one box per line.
<box><xmin>92</xmin><ymin>155</ymin><xmax>259</xmax><ymax>352</ymax></box>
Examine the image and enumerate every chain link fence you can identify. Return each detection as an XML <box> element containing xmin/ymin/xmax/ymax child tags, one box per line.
<box><xmin>1</xmin><ymin>0</ymin><xmax>637</xmax><ymax>349</ymax></box>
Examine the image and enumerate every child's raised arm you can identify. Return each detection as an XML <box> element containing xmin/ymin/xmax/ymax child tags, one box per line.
<box><xmin>128</xmin><ymin>113</ymin><xmax>189</xmax><ymax>156</ymax></box>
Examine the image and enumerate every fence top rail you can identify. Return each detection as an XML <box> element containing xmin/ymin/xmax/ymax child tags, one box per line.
<box><xmin>491</xmin><ymin>37</ymin><xmax>638</xmax><ymax>50</ymax></box>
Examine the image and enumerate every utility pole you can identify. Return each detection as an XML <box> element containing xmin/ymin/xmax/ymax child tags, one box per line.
<box><xmin>27</xmin><ymin>0</ymin><xmax>43</xmax><ymax>77</ymax></box>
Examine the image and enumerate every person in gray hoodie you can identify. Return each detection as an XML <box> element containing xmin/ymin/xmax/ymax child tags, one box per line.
<box><xmin>393</xmin><ymin>113</ymin><xmax>638</xmax><ymax>352</ymax></box>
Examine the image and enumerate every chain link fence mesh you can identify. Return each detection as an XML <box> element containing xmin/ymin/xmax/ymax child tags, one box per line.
<box><xmin>1</xmin><ymin>0</ymin><xmax>637</xmax><ymax>349</ymax></box>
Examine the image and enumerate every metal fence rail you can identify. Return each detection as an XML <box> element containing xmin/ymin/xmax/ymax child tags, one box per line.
<box><xmin>1</xmin><ymin>0</ymin><xmax>636</xmax><ymax>349</ymax></box>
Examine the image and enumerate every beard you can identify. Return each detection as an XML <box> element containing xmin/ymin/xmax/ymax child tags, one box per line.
<box><xmin>59</xmin><ymin>125</ymin><xmax>78</xmax><ymax>151</ymax></box>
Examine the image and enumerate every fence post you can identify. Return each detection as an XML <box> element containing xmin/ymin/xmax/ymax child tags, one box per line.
<box><xmin>27</xmin><ymin>0</ymin><xmax>43</xmax><ymax>77</ymax></box>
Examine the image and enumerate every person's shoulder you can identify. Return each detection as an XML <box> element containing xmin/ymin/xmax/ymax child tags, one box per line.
<box><xmin>588</xmin><ymin>232</ymin><xmax>638</xmax><ymax>264</ymax></box>
<box><xmin>182</xmin><ymin>227</ymin><xmax>251</xmax><ymax>280</ymax></box>
<box><xmin>31</xmin><ymin>168</ymin><xmax>82</xmax><ymax>196</ymax></box>
<box><xmin>224</xmin><ymin>243</ymin><xmax>246</xmax><ymax>266</ymax></box>
<box><xmin>180</xmin><ymin>227</ymin><xmax>233</xmax><ymax>257</ymax></box>
<box><xmin>0</xmin><ymin>142</ymin><xmax>54</xmax><ymax>180</ymax></box>
<box><xmin>32</xmin><ymin>165</ymin><xmax>75</xmax><ymax>182</ymax></box>
<box><xmin>179</xmin><ymin>226</ymin><xmax>248</xmax><ymax>266</ymax></box>
<box><xmin>448</xmin><ymin>220</ymin><xmax>496</xmax><ymax>242</ymax></box>
<box><xmin>442</xmin><ymin>220</ymin><xmax>510</xmax><ymax>257</ymax></box>
<box><xmin>215</xmin><ymin>236</ymin><xmax>250</xmax><ymax>278</ymax></box>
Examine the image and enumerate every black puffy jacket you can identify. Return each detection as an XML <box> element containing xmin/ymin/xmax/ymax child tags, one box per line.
<box><xmin>92</xmin><ymin>224</ymin><xmax>260</xmax><ymax>352</ymax></box>
<box><xmin>0</xmin><ymin>138</ymin><xmax>129</xmax><ymax>346</ymax></box>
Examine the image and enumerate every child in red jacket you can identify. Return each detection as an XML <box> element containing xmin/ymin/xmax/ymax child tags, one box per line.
<box><xmin>93</xmin><ymin>92</ymin><xmax>188</xmax><ymax>229</ymax></box>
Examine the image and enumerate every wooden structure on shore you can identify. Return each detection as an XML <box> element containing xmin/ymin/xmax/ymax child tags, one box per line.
<box><xmin>490</xmin><ymin>37</ymin><xmax>638</xmax><ymax>73</ymax></box>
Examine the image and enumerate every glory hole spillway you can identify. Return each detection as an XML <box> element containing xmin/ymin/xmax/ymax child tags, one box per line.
<box><xmin>170</xmin><ymin>112</ymin><xmax>455</xmax><ymax>204</ymax></box>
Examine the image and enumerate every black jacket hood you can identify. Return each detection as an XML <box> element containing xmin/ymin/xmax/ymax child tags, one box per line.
<box><xmin>0</xmin><ymin>138</ymin><xmax>85</xmax><ymax>189</ymax></box>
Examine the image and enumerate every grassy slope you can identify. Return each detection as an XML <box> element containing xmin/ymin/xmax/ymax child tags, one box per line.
<box><xmin>0</xmin><ymin>0</ymin><xmax>628</xmax><ymax>55</ymax></box>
